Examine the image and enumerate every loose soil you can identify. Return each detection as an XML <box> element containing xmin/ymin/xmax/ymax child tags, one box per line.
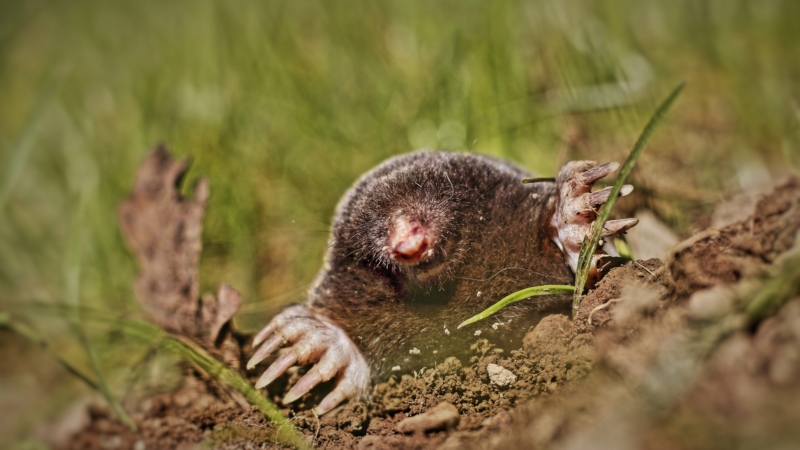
<box><xmin>66</xmin><ymin>178</ymin><xmax>800</xmax><ymax>449</ymax></box>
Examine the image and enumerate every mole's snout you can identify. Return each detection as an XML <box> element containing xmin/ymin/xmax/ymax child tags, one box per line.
<box><xmin>388</xmin><ymin>217</ymin><xmax>433</xmax><ymax>263</ymax></box>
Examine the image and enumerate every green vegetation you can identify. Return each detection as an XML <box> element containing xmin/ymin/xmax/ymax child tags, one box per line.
<box><xmin>571</xmin><ymin>82</ymin><xmax>683</xmax><ymax>317</ymax></box>
<box><xmin>1</xmin><ymin>0</ymin><xmax>798</xmax><ymax>444</ymax></box>
<box><xmin>458</xmin><ymin>285</ymin><xmax>576</xmax><ymax>329</ymax></box>
<box><xmin>2</xmin><ymin>305</ymin><xmax>309</xmax><ymax>449</ymax></box>
<box><xmin>458</xmin><ymin>82</ymin><xmax>681</xmax><ymax>327</ymax></box>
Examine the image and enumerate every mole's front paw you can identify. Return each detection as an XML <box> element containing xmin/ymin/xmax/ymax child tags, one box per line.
<box><xmin>247</xmin><ymin>305</ymin><xmax>370</xmax><ymax>415</ymax></box>
<box><xmin>552</xmin><ymin>160</ymin><xmax>638</xmax><ymax>283</ymax></box>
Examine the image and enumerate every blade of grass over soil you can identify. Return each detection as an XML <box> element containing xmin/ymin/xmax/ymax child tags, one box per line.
<box><xmin>64</xmin><ymin>189</ymin><xmax>137</xmax><ymax>431</ymax></box>
<box><xmin>14</xmin><ymin>303</ymin><xmax>311</xmax><ymax>450</ymax></box>
<box><xmin>571</xmin><ymin>82</ymin><xmax>685</xmax><ymax>319</ymax></box>
<box><xmin>125</xmin><ymin>326</ymin><xmax>312</xmax><ymax>450</ymax></box>
<box><xmin>614</xmin><ymin>236</ymin><xmax>635</xmax><ymax>260</ymax></box>
<box><xmin>457</xmin><ymin>285</ymin><xmax>575</xmax><ymax>329</ymax></box>
<box><xmin>459</xmin><ymin>84</ymin><xmax>684</xmax><ymax>327</ymax></box>
<box><xmin>0</xmin><ymin>312</ymin><xmax>101</xmax><ymax>391</ymax></box>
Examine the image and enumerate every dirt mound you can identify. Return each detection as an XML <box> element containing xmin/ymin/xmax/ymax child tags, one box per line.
<box><xmin>66</xmin><ymin>175</ymin><xmax>800</xmax><ymax>449</ymax></box>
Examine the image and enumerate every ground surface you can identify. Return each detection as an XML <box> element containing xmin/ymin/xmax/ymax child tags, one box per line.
<box><xmin>4</xmin><ymin>2</ymin><xmax>800</xmax><ymax>447</ymax></box>
<box><xmin>65</xmin><ymin>178</ymin><xmax>800</xmax><ymax>449</ymax></box>
<box><xmin>3</xmin><ymin>2</ymin><xmax>800</xmax><ymax>449</ymax></box>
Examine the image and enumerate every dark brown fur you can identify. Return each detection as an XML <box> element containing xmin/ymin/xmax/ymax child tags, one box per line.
<box><xmin>307</xmin><ymin>151</ymin><xmax>574</xmax><ymax>379</ymax></box>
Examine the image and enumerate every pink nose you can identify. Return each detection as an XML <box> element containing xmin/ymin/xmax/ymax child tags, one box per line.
<box><xmin>388</xmin><ymin>218</ymin><xmax>431</xmax><ymax>263</ymax></box>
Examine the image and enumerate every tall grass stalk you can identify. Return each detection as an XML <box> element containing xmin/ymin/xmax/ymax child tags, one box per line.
<box><xmin>571</xmin><ymin>83</ymin><xmax>684</xmax><ymax>319</ymax></box>
<box><xmin>0</xmin><ymin>76</ymin><xmax>62</xmax><ymax>209</ymax></box>
<box><xmin>12</xmin><ymin>302</ymin><xmax>310</xmax><ymax>449</ymax></box>
<box><xmin>64</xmin><ymin>188</ymin><xmax>137</xmax><ymax>430</ymax></box>
<box><xmin>0</xmin><ymin>312</ymin><xmax>101</xmax><ymax>391</ymax></box>
<box><xmin>458</xmin><ymin>83</ymin><xmax>683</xmax><ymax>327</ymax></box>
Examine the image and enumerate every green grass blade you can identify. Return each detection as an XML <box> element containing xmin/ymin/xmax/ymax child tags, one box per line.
<box><xmin>0</xmin><ymin>312</ymin><xmax>101</xmax><ymax>391</ymax></box>
<box><xmin>787</xmin><ymin>100</ymin><xmax>800</xmax><ymax>169</ymax></box>
<box><xmin>117</xmin><ymin>320</ymin><xmax>310</xmax><ymax>449</ymax></box>
<box><xmin>521</xmin><ymin>177</ymin><xmax>556</xmax><ymax>184</ymax></box>
<box><xmin>571</xmin><ymin>82</ymin><xmax>685</xmax><ymax>319</ymax></box>
<box><xmin>64</xmin><ymin>189</ymin><xmax>137</xmax><ymax>431</ymax></box>
<box><xmin>614</xmin><ymin>236</ymin><xmax>634</xmax><ymax>260</ymax></box>
<box><xmin>15</xmin><ymin>303</ymin><xmax>310</xmax><ymax>450</ymax></box>
<box><xmin>157</xmin><ymin>334</ymin><xmax>311</xmax><ymax>450</ymax></box>
<box><xmin>0</xmin><ymin>76</ymin><xmax>63</xmax><ymax>209</ymax></box>
<box><xmin>457</xmin><ymin>285</ymin><xmax>575</xmax><ymax>329</ymax></box>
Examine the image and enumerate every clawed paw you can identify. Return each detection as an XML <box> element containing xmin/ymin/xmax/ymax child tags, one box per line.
<box><xmin>552</xmin><ymin>160</ymin><xmax>638</xmax><ymax>284</ymax></box>
<box><xmin>247</xmin><ymin>305</ymin><xmax>370</xmax><ymax>415</ymax></box>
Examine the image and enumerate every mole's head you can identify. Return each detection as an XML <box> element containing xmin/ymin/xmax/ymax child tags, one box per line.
<box><xmin>333</xmin><ymin>158</ymin><xmax>477</xmax><ymax>286</ymax></box>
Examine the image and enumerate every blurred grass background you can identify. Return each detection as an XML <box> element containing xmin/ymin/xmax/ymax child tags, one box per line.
<box><xmin>0</xmin><ymin>0</ymin><xmax>798</xmax><ymax>445</ymax></box>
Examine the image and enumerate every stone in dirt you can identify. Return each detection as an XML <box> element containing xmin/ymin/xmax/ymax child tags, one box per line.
<box><xmin>396</xmin><ymin>402</ymin><xmax>460</xmax><ymax>434</ymax></box>
<box><xmin>487</xmin><ymin>363</ymin><xmax>517</xmax><ymax>387</ymax></box>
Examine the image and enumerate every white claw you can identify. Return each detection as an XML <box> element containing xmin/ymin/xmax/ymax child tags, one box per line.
<box><xmin>315</xmin><ymin>387</ymin><xmax>349</xmax><ymax>416</ymax></box>
<box><xmin>249</xmin><ymin>305</ymin><xmax>370</xmax><ymax>414</ymax></box>
<box><xmin>602</xmin><ymin>218</ymin><xmax>639</xmax><ymax>237</ymax></box>
<box><xmin>552</xmin><ymin>161</ymin><xmax>639</xmax><ymax>280</ymax></box>
<box><xmin>255</xmin><ymin>351</ymin><xmax>297</xmax><ymax>389</ymax></box>
<box><xmin>252</xmin><ymin>322</ymin><xmax>276</xmax><ymax>347</ymax></box>
<box><xmin>283</xmin><ymin>368</ymin><xmax>323</xmax><ymax>404</ymax></box>
<box><xmin>247</xmin><ymin>334</ymin><xmax>285</xmax><ymax>370</ymax></box>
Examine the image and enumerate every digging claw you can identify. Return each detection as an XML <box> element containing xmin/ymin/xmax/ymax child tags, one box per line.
<box><xmin>588</xmin><ymin>185</ymin><xmax>634</xmax><ymax>207</ymax></box>
<box><xmin>602</xmin><ymin>218</ymin><xmax>639</xmax><ymax>237</ymax></box>
<box><xmin>316</xmin><ymin>389</ymin><xmax>348</xmax><ymax>416</ymax></box>
<box><xmin>552</xmin><ymin>160</ymin><xmax>638</xmax><ymax>283</ymax></box>
<box><xmin>283</xmin><ymin>369</ymin><xmax>323</xmax><ymax>404</ymax></box>
<box><xmin>252</xmin><ymin>322</ymin><xmax>278</xmax><ymax>347</ymax></box>
<box><xmin>249</xmin><ymin>305</ymin><xmax>370</xmax><ymax>414</ymax></box>
<box><xmin>247</xmin><ymin>334</ymin><xmax>286</xmax><ymax>370</ymax></box>
<box><xmin>255</xmin><ymin>351</ymin><xmax>297</xmax><ymax>389</ymax></box>
<box><xmin>579</xmin><ymin>161</ymin><xmax>619</xmax><ymax>185</ymax></box>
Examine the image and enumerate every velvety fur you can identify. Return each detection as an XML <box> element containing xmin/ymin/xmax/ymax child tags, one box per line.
<box><xmin>307</xmin><ymin>151</ymin><xmax>574</xmax><ymax>379</ymax></box>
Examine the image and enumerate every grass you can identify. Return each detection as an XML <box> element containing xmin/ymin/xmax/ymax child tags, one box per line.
<box><xmin>122</xmin><ymin>321</ymin><xmax>311</xmax><ymax>449</ymax></box>
<box><xmin>458</xmin><ymin>82</ymin><xmax>682</xmax><ymax>327</ymax></box>
<box><xmin>458</xmin><ymin>285</ymin><xmax>576</xmax><ymax>329</ymax></box>
<box><xmin>1</xmin><ymin>0</ymin><xmax>799</xmax><ymax>444</ymax></box>
<box><xmin>4</xmin><ymin>304</ymin><xmax>310</xmax><ymax>449</ymax></box>
<box><xmin>64</xmin><ymin>187</ymin><xmax>136</xmax><ymax>430</ymax></box>
<box><xmin>0</xmin><ymin>75</ymin><xmax>62</xmax><ymax>208</ymax></box>
<box><xmin>571</xmin><ymin>82</ymin><xmax>684</xmax><ymax>317</ymax></box>
<box><xmin>0</xmin><ymin>312</ymin><xmax>100</xmax><ymax>392</ymax></box>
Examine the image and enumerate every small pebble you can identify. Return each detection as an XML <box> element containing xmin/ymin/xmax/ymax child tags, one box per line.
<box><xmin>396</xmin><ymin>402</ymin><xmax>460</xmax><ymax>433</ymax></box>
<box><xmin>487</xmin><ymin>363</ymin><xmax>517</xmax><ymax>387</ymax></box>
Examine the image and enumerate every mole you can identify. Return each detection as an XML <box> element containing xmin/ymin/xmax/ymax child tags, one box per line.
<box><xmin>246</xmin><ymin>151</ymin><xmax>637</xmax><ymax>415</ymax></box>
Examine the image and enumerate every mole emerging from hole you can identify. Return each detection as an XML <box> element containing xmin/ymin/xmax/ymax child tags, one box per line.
<box><xmin>247</xmin><ymin>151</ymin><xmax>637</xmax><ymax>415</ymax></box>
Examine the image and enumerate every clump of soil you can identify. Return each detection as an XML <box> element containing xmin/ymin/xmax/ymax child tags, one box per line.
<box><xmin>65</xmin><ymin>171</ymin><xmax>800</xmax><ymax>449</ymax></box>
